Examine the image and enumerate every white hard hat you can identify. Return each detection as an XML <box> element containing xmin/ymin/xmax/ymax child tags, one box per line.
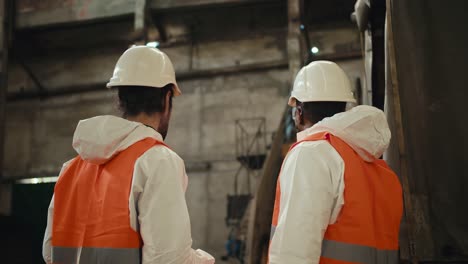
<box><xmin>107</xmin><ymin>45</ymin><xmax>181</xmax><ymax>96</ymax></box>
<box><xmin>288</xmin><ymin>60</ymin><xmax>356</xmax><ymax>107</ymax></box>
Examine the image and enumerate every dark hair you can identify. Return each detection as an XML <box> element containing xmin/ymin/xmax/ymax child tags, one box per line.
<box><xmin>297</xmin><ymin>100</ymin><xmax>346</xmax><ymax>124</ymax></box>
<box><xmin>118</xmin><ymin>84</ymin><xmax>173</xmax><ymax>117</ymax></box>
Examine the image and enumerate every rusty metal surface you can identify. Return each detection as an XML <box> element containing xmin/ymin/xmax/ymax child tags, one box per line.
<box><xmin>388</xmin><ymin>0</ymin><xmax>468</xmax><ymax>261</ymax></box>
<box><xmin>385</xmin><ymin>3</ymin><xmax>417</xmax><ymax>262</ymax></box>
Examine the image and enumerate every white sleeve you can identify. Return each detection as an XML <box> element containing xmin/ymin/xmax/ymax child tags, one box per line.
<box><xmin>135</xmin><ymin>148</ymin><xmax>215</xmax><ymax>264</ymax></box>
<box><xmin>43</xmin><ymin>160</ymin><xmax>73</xmax><ymax>264</ymax></box>
<box><xmin>269</xmin><ymin>142</ymin><xmax>344</xmax><ymax>264</ymax></box>
<box><xmin>42</xmin><ymin>195</ymin><xmax>54</xmax><ymax>264</ymax></box>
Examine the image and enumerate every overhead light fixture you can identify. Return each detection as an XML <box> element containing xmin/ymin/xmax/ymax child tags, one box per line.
<box><xmin>311</xmin><ymin>46</ymin><xmax>319</xmax><ymax>54</ymax></box>
<box><xmin>17</xmin><ymin>176</ymin><xmax>59</xmax><ymax>184</ymax></box>
<box><xmin>146</xmin><ymin>41</ymin><xmax>160</xmax><ymax>48</ymax></box>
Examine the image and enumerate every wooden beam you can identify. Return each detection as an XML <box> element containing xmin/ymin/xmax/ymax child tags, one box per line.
<box><xmin>15</xmin><ymin>0</ymin><xmax>278</xmax><ymax>29</ymax></box>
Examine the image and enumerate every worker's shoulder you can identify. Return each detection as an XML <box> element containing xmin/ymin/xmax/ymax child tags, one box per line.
<box><xmin>287</xmin><ymin>140</ymin><xmax>342</xmax><ymax>164</ymax></box>
<box><xmin>291</xmin><ymin>140</ymin><xmax>334</xmax><ymax>154</ymax></box>
<box><xmin>140</xmin><ymin>143</ymin><xmax>183</xmax><ymax>163</ymax></box>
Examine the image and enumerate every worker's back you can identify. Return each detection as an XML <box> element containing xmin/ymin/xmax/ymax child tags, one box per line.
<box><xmin>303</xmin><ymin>132</ymin><xmax>403</xmax><ymax>263</ymax></box>
<box><xmin>270</xmin><ymin>105</ymin><xmax>403</xmax><ymax>264</ymax></box>
<box><xmin>43</xmin><ymin>115</ymin><xmax>215</xmax><ymax>264</ymax></box>
<box><xmin>52</xmin><ymin>137</ymin><xmax>164</xmax><ymax>264</ymax></box>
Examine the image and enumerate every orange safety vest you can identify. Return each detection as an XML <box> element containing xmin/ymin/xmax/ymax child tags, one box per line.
<box><xmin>271</xmin><ymin>132</ymin><xmax>403</xmax><ymax>264</ymax></box>
<box><xmin>52</xmin><ymin>137</ymin><xmax>167</xmax><ymax>264</ymax></box>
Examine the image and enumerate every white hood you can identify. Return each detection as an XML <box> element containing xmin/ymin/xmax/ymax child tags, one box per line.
<box><xmin>298</xmin><ymin>105</ymin><xmax>391</xmax><ymax>162</ymax></box>
<box><xmin>72</xmin><ymin>115</ymin><xmax>162</xmax><ymax>164</ymax></box>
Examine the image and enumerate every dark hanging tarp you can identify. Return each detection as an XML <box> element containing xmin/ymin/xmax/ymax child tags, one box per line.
<box><xmin>386</xmin><ymin>0</ymin><xmax>468</xmax><ymax>261</ymax></box>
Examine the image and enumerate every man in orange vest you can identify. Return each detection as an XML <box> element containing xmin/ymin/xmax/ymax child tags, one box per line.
<box><xmin>269</xmin><ymin>61</ymin><xmax>403</xmax><ymax>263</ymax></box>
<box><xmin>42</xmin><ymin>46</ymin><xmax>215</xmax><ymax>264</ymax></box>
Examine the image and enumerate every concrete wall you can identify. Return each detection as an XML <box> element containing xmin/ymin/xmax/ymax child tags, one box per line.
<box><xmin>2</xmin><ymin>25</ymin><xmax>363</xmax><ymax>259</ymax></box>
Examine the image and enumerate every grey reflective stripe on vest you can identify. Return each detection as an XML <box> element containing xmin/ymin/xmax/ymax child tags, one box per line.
<box><xmin>52</xmin><ymin>247</ymin><xmax>141</xmax><ymax>264</ymax></box>
<box><xmin>321</xmin><ymin>239</ymin><xmax>398</xmax><ymax>264</ymax></box>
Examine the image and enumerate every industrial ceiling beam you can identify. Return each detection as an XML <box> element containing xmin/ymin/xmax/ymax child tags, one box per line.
<box><xmin>6</xmin><ymin>49</ymin><xmax>360</xmax><ymax>102</ymax></box>
<box><xmin>15</xmin><ymin>0</ymin><xmax>278</xmax><ymax>29</ymax></box>
<box><xmin>6</xmin><ymin>59</ymin><xmax>289</xmax><ymax>101</ymax></box>
<box><xmin>6</xmin><ymin>51</ymin><xmax>360</xmax><ymax>102</ymax></box>
<box><xmin>16</xmin><ymin>0</ymin><xmax>135</xmax><ymax>29</ymax></box>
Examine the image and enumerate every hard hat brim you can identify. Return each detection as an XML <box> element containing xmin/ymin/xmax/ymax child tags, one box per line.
<box><xmin>288</xmin><ymin>95</ymin><xmax>357</xmax><ymax>107</ymax></box>
<box><xmin>106</xmin><ymin>82</ymin><xmax>182</xmax><ymax>97</ymax></box>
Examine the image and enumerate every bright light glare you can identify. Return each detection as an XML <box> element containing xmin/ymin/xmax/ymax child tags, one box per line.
<box><xmin>17</xmin><ymin>176</ymin><xmax>59</xmax><ymax>184</ymax></box>
<box><xmin>146</xmin><ymin>41</ymin><xmax>160</xmax><ymax>48</ymax></box>
<box><xmin>311</xmin><ymin>47</ymin><xmax>319</xmax><ymax>54</ymax></box>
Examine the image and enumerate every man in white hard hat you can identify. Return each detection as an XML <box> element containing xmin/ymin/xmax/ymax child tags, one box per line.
<box><xmin>269</xmin><ymin>61</ymin><xmax>403</xmax><ymax>264</ymax></box>
<box><xmin>42</xmin><ymin>46</ymin><xmax>215</xmax><ymax>264</ymax></box>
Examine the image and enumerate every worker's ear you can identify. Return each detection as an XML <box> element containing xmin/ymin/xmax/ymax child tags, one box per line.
<box><xmin>163</xmin><ymin>91</ymin><xmax>172</xmax><ymax>114</ymax></box>
<box><xmin>297</xmin><ymin>105</ymin><xmax>304</xmax><ymax>125</ymax></box>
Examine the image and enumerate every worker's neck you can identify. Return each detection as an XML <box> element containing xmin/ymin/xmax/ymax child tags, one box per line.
<box><xmin>299</xmin><ymin>120</ymin><xmax>315</xmax><ymax>132</ymax></box>
<box><xmin>127</xmin><ymin>113</ymin><xmax>161</xmax><ymax>131</ymax></box>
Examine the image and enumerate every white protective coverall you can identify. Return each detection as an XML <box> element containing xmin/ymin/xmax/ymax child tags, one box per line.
<box><xmin>43</xmin><ymin>115</ymin><xmax>215</xmax><ymax>264</ymax></box>
<box><xmin>269</xmin><ymin>105</ymin><xmax>391</xmax><ymax>264</ymax></box>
